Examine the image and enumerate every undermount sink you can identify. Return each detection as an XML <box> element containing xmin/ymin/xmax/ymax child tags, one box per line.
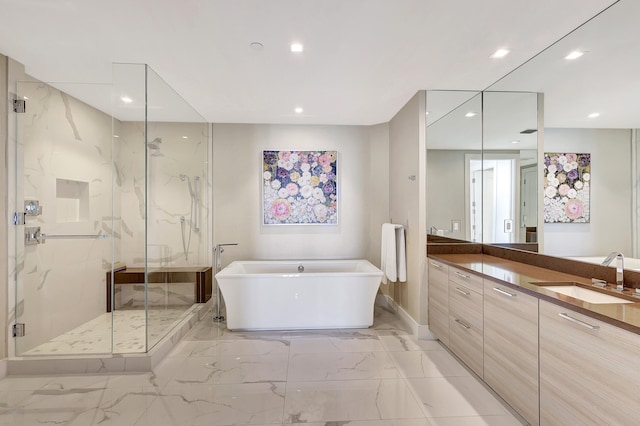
<box><xmin>541</xmin><ymin>285</ymin><xmax>633</xmax><ymax>304</ymax></box>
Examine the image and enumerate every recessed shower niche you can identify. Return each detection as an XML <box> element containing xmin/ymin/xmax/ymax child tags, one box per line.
<box><xmin>56</xmin><ymin>178</ymin><xmax>89</xmax><ymax>223</ymax></box>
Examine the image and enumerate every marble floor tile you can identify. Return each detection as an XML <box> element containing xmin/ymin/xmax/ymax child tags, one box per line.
<box><xmin>41</xmin><ymin>374</ymin><xmax>110</xmax><ymax>391</ymax></box>
<box><xmin>168</xmin><ymin>353</ymin><xmax>289</xmax><ymax>385</ymax></box>
<box><xmin>93</xmin><ymin>387</ymin><xmax>159</xmax><ymax>425</ymax></box>
<box><xmin>0</xmin><ymin>305</ymin><xmax>527</xmax><ymax>426</ymax></box>
<box><xmin>171</xmin><ymin>337</ymin><xmax>291</xmax><ymax>358</ymax></box>
<box><xmin>283</xmin><ymin>379</ymin><xmax>424</xmax><ymax>424</ymax></box>
<box><xmin>407</xmin><ymin>377</ymin><xmax>513</xmax><ymax>418</ymax></box>
<box><xmin>371</xmin><ymin>307</ymin><xmax>413</xmax><ymax>336</ymax></box>
<box><xmin>4</xmin><ymin>386</ymin><xmax>105</xmax><ymax>425</ymax></box>
<box><xmin>304</xmin><ymin>419</ymin><xmax>431</xmax><ymax>426</ymax></box>
<box><xmin>22</xmin><ymin>306</ymin><xmax>194</xmax><ymax>356</ymax></box>
<box><xmin>286</xmin><ymin>328</ymin><xmax>379</xmax><ymax>339</ymax></box>
<box><xmin>0</xmin><ymin>375</ymin><xmax>56</xmax><ymax>391</ymax></box>
<box><xmin>378</xmin><ymin>334</ymin><xmax>443</xmax><ymax>352</ymax></box>
<box><xmin>303</xmin><ymin>421</ymin><xmax>432</xmax><ymax>426</ymax></box>
<box><xmin>427</xmin><ymin>415</ymin><xmax>524</xmax><ymax>426</ymax></box>
<box><xmin>388</xmin><ymin>350</ymin><xmax>471</xmax><ymax>378</ymax></box>
<box><xmin>288</xmin><ymin>352</ymin><xmax>401</xmax><ymax>382</ymax></box>
<box><xmin>0</xmin><ymin>390</ymin><xmax>34</xmax><ymax>420</ymax></box>
<box><xmin>288</xmin><ymin>335</ymin><xmax>386</xmax><ymax>354</ymax></box>
<box><xmin>139</xmin><ymin>382</ymin><xmax>286</xmax><ymax>426</ymax></box>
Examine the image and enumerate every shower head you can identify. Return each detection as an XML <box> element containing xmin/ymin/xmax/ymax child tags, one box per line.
<box><xmin>147</xmin><ymin>137</ymin><xmax>162</xmax><ymax>150</ymax></box>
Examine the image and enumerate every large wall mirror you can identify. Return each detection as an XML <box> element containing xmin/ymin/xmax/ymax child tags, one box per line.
<box><xmin>426</xmin><ymin>90</ymin><xmax>539</xmax><ymax>247</ymax></box>
<box><xmin>426</xmin><ymin>91</ymin><xmax>482</xmax><ymax>243</ymax></box>
<box><xmin>487</xmin><ymin>0</ymin><xmax>640</xmax><ymax>268</ymax></box>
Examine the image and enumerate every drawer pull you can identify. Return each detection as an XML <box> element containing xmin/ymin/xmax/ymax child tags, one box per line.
<box><xmin>455</xmin><ymin>287</ymin><xmax>471</xmax><ymax>296</ymax></box>
<box><xmin>454</xmin><ymin>318</ymin><xmax>472</xmax><ymax>329</ymax></box>
<box><xmin>454</xmin><ymin>271</ymin><xmax>470</xmax><ymax>279</ymax></box>
<box><xmin>429</xmin><ymin>261</ymin><xmax>443</xmax><ymax>268</ymax></box>
<box><xmin>493</xmin><ymin>287</ymin><xmax>516</xmax><ymax>297</ymax></box>
<box><xmin>559</xmin><ymin>313</ymin><xmax>600</xmax><ymax>330</ymax></box>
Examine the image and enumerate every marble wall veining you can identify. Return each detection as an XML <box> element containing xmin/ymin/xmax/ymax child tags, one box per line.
<box><xmin>14</xmin><ymin>81</ymin><xmax>114</xmax><ymax>354</ymax></box>
<box><xmin>7</xmin><ymin>74</ymin><xmax>210</xmax><ymax>356</ymax></box>
<box><xmin>116</xmin><ymin>121</ymin><xmax>209</xmax><ymax>268</ymax></box>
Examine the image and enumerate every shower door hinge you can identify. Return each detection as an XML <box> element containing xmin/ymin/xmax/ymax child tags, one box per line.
<box><xmin>13</xmin><ymin>323</ymin><xmax>25</xmax><ymax>337</ymax></box>
<box><xmin>13</xmin><ymin>212</ymin><xmax>26</xmax><ymax>225</ymax></box>
<box><xmin>13</xmin><ymin>99</ymin><xmax>26</xmax><ymax>113</ymax></box>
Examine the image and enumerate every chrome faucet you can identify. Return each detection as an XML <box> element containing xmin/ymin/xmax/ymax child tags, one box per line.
<box><xmin>601</xmin><ymin>252</ymin><xmax>624</xmax><ymax>291</ymax></box>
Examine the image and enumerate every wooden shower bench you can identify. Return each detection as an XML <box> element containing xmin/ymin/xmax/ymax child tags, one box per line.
<box><xmin>105</xmin><ymin>266</ymin><xmax>212</xmax><ymax>312</ymax></box>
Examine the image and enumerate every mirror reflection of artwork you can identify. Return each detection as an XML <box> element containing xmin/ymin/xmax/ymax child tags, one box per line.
<box><xmin>262</xmin><ymin>150</ymin><xmax>338</xmax><ymax>225</ymax></box>
<box><xmin>543</xmin><ymin>152</ymin><xmax>590</xmax><ymax>223</ymax></box>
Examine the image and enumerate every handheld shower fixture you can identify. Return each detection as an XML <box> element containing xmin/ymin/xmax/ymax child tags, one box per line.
<box><xmin>179</xmin><ymin>173</ymin><xmax>200</xmax><ymax>261</ymax></box>
<box><xmin>179</xmin><ymin>174</ymin><xmax>195</xmax><ymax>198</ymax></box>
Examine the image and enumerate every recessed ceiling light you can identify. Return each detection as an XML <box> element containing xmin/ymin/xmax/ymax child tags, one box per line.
<box><xmin>490</xmin><ymin>48</ymin><xmax>510</xmax><ymax>59</ymax></box>
<box><xmin>511</xmin><ymin>140</ymin><xmax>520</xmax><ymax>144</ymax></box>
<box><xmin>182</xmin><ymin>136</ymin><xmax>189</xmax><ymax>139</ymax></box>
<box><xmin>113</xmin><ymin>134</ymin><xmax>119</xmax><ymax>138</ymax></box>
<box><xmin>290</xmin><ymin>43</ymin><xmax>304</xmax><ymax>53</ymax></box>
<box><xmin>465</xmin><ymin>112</ymin><xmax>477</xmax><ymax>118</ymax></box>
<box><xmin>565</xmin><ymin>51</ymin><xmax>584</xmax><ymax>60</ymax></box>
<box><xmin>121</xmin><ymin>96</ymin><xmax>133</xmax><ymax>104</ymax></box>
<box><xmin>250</xmin><ymin>42</ymin><xmax>264</xmax><ymax>51</ymax></box>
<box><xmin>588</xmin><ymin>112</ymin><xmax>600</xmax><ymax>118</ymax></box>
<box><xmin>294</xmin><ymin>107</ymin><xmax>304</xmax><ymax>114</ymax></box>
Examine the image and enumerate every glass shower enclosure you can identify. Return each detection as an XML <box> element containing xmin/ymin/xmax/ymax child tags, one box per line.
<box><xmin>10</xmin><ymin>63</ymin><xmax>210</xmax><ymax>357</ymax></box>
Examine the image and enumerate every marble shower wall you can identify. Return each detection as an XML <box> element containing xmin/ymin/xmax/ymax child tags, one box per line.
<box><xmin>115</xmin><ymin>121</ymin><xmax>209</xmax><ymax>268</ymax></box>
<box><xmin>15</xmin><ymin>81</ymin><xmax>114</xmax><ymax>353</ymax></box>
<box><xmin>11</xmin><ymin>78</ymin><xmax>209</xmax><ymax>354</ymax></box>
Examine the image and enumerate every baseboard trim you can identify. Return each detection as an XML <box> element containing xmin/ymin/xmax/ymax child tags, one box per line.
<box><xmin>375</xmin><ymin>294</ymin><xmax>436</xmax><ymax>340</ymax></box>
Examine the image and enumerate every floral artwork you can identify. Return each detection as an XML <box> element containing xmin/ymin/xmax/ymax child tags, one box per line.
<box><xmin>263</xmin><ymin>150</ymin><xmax>338</xmax><ymax>224</ymax></box>
<box><xmin>543</xmin><ymin>153</ymin><xmax>590</xmax><ymax>223</ymax></box>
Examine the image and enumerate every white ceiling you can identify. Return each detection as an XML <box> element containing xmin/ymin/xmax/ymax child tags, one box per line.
<box><xmin>0</xmin><ymin>0</ymin><xmax>624</xmax><ymax>126</ymax></box>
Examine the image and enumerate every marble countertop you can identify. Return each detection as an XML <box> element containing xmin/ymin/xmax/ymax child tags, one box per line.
<box><xmin>428</xmin><ymin>253</ymin><xmax>640</xmax><ymax>335</ymax></box>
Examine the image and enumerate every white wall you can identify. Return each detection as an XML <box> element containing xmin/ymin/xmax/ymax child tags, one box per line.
<box><xmin>543</xmin><ymin>128</ymin><xmax>632</xmax><ymax>257</ymax></box>
<box><xmin>211</xmin><ymin>124</ymin><xmax>388</xmax><ymax>265</ymax></box>
<box><xmin>389</xmin><ymin>91</ymin><xmax>427</xmax><ymax>322</ymax></box>
<box><xmin>368</xmin><ymin>123</ymin><xmax>390</xmax><ymax>267</ymax></box>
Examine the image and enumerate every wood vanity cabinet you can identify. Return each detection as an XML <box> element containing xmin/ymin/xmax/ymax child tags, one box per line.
<box><xmin>539</xmin><ymin>300</ymin><xmax>640</xmax><ymax>425</ymax></box>
<box><xmin>427</xmin><ymin>259</ymin><xmax>449</xmax><ymax>345</ymax></box>
<box><xmin>483</xmin><ymin>280</ymin><xmax>539</xmax><ymax>426</ymax></box>
<box><xmin>448</xmin><ymin>267</ymin><xmax>483</xmax><ymax>377</ymax></box>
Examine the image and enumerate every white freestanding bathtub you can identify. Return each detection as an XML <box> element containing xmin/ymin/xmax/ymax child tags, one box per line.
<box><xmin>215</xmin><ymin>259</ymin><xmax>384</xmax><ymax>331</ymax></box>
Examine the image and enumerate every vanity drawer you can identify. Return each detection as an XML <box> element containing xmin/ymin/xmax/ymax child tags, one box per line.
<box><xmin>449</xmin><ymin>309</ymin><xmax>484</xmax><ymax>377</ymax></box>
<box><xmin>449</xmin><ymin>282</ymin><xmax>483</xmax><ymax>332</ymax></box>
<box><xmin>449</xmin><ymin>279</ymin><xmax>484</xmax><ymax>377</ymax></box>
<box><xmin>449</xmin><ymin>266</ymin><xmax>483</xmax><ymax>294</ymax></box>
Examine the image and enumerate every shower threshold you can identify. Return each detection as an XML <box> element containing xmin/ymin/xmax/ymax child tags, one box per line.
<box><xmin>6</xmin><ymin>300</ymin><xmax>212</xmax><ymax>375</ymax></box>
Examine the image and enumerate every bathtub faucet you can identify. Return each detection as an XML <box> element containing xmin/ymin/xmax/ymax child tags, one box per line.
<box><xmin>216</xmin><ymin>243</ymin><xmax>238</xmax><ymax>255</ymax></box>
<box><xmin>213</xmin><ymin>243</ymin><xmax>238</xmax><ymax>323</ymax></box>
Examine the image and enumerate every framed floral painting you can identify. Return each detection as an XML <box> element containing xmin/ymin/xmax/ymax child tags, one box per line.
<box><xmin>543</xmin><ymin>152</ymin><xmax>590</xmax><ymax>223</ymax></box>
<box><xmin>262</xmin><ymin>150</ymin><xmax>338</xmax><ymax>225</ymax></box>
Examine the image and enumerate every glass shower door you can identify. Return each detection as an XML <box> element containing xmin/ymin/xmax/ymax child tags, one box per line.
<box><xmin>13</xmin><ymin>81</ymin><xmax>114</xmax><ymax>356</ymax></box>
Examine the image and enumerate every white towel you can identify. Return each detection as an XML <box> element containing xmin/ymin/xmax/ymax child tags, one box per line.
<box><xmin>381</xmin><ymin>223</ymin><xmax>407</xmax><ymax>284</ymax></box>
